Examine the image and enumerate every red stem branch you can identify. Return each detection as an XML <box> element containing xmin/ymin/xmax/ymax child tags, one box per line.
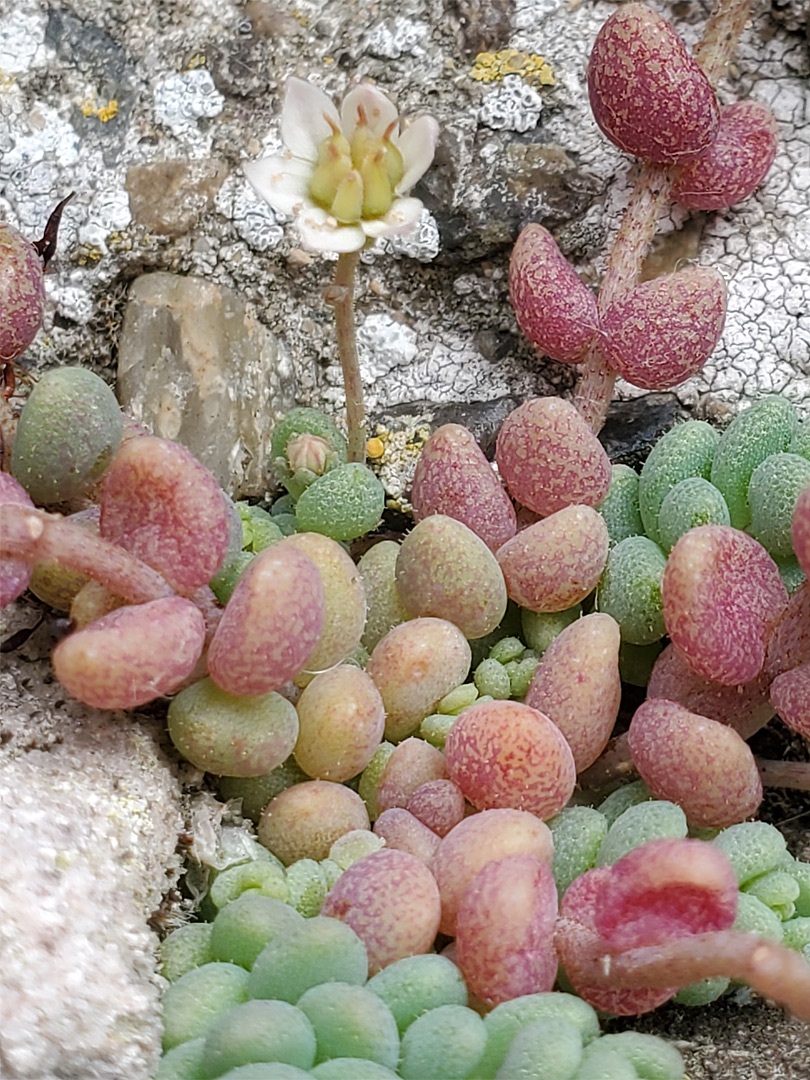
<box><xmin>573</xmin><ymin>0</ymin><xmax>758</xmax><ymax>433</ymax></box>
<box><xmin>0</xmin><ymin>504</ymin><xmax>174</xmax><ymax>605</ymax></box>
<box><xmin>557</xmin><ymin>925</ymin><xmax>810</xmax><ymax>1021</ymax></box>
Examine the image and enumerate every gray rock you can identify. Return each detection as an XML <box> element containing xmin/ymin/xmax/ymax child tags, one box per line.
<box><xmin>117</xmin><ymin>271</ymin><xmax>297</xmax><ymax>497</ymax></box>
<box><xmin>0</xmin><ymin>602</ymin><xmax>184</xmax><ymax>1080</ymax></box>
<box><xmin>125</xmin><ymin>158</ymin><xmax>229</xmax><ymax>237</ymax></box>
<box><xmin>599</xmin><ymin>393</ymin><xmax>682</xmax><ymax>468</ymax></box>
<box><xmin>45</xmin><ymin>9</ymin><xmax>136</xmax><ymax>167</ymax></box>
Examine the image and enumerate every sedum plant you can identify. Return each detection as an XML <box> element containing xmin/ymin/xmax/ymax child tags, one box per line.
<box><xmin>510</xmin><ymin>0</ymin><xmax>778</xmax><ymax>434</ymax></box>
<box><xmin>2</xmin><ymin>2</ymin><xmax>810</xmax><ymax>1075</ymax></box>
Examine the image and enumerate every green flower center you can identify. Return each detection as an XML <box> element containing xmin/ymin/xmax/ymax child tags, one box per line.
<box><xmin>309</xmin><ymin>111</ymin><xmax>405</xmax><ymax>224</ymax></box>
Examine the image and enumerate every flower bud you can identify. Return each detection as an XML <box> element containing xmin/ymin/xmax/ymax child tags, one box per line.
<box><xmin>381</xmin><ymin>129</ymin><xmax>405</xmax><ymax>189</ymax></box>
<box><xmin>350</xmin><ymin>122</ymin><xmax>381</xmax><ymax>170</ymax></box>
<box><xmin>286</xmin><ymin>432</ymin><xmax>332</xmax><ymax>477</ymax></box>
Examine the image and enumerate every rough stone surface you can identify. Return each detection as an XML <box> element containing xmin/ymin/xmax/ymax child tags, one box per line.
<box><xmin>0</xmin><ymin>0</ymin><xmax>808</xmax><ymax>1076</ymax></box>
<box><xmin>125</xmin><ymin>158</ymin><xmax>228</xmax><ymax>236</ymax></box>
<box><xmin>0</xmin><ymin>599</ymin><xmax>184</xmax><ymax>1080</ymax></box>
<box><xmin>117</xmin><ymin>271</ymin><xmax>297</xmax><ymax>496</ymax></box>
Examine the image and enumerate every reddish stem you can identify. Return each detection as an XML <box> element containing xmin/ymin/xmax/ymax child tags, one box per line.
<box><xmin>557</xmin><ymin>924</ymin><xmax>810</xmax><ymax>1021</ymax></box>
<box><xmin>573</xmin><ymin>165</ymin><xmax>672</xmax><ymax>431</ymax></box>
<box><xmin>756</xmin><ymin>757</ymin><xmax>810</xmax><ymax>792</ymax></box>
<box><xmin>695</xmin><ymin>0</ymin><xmax>758</xmax><ymax>86</ymax></box>
<box><xmin>0</xmin><ymin>503</ymin><xmax>174</xmax><ymax>605</ymax></box>
<box><xmin>573</xmin><ymin>0</ymin><xmax>757</xmax><ymax>433</ymax></box>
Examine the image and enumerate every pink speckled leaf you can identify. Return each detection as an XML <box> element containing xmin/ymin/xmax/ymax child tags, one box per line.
<box><xmin>321</xmin><ymin>848</ymin><xmax>441</xmax><ymax>974</ymax></box>
<box><xmin>0</xmin><ymin>472</ymin><xmax>34</xmax><ymax>607</ymax></box>
<box><xmin>601</xmin><ymin>267</ymin><xmax>727</xmax><ymax>391</ymax></box>
<box><xmin>373</xmin><ymin>808</ymin><xmax>441</xmax><ymax>867</ymax></box>
<box><xmin>770</xmin><ymin>662</ymin><xmax>810</xmax><ymax>739</ymax></box>
<box><xmin>594</xmin><ymin>838</ymin><xmax>739</xmax><ymax>949</ymax></box>
<box><xmin>496</xmin><ymin>504</ymin><xmax>609</xmax><ymax>613</ymax></box>
<box><xmin>376</xmin><ymin>737</ymin><xmax>448</xmax><ymax>813</ymax></box>
<box><xmin>764</xmin><ymin>581</ymin><xmax>810</xmax><ymax>680</ymax></box>
<box><xmin>556</xmin><ymin>867</ymin><xmax>676</xmax><ymax>1015</ymax></box>
<box><xmin>366</xmin><ymin>618</ymin><xmax>472</xmax><ymax>742</ymax></box>
<box><xmin>791</xmin><ymin>483</ymin><xmax>810</xmax><ymax>578</ymax></box>
<box><xmin>411</xmin><ymin>423</ymin><xmax>517</xmax><ymax>552</ymax></box>
<box><xmin>455</xmin><ymin>854</ymin><xmax>558</xmax><ymax>1006</ymax></box>
<box><xmin>628</xmin><ymin>698</ymin><xmax>762</xmax><ymax>827</ymax></box>
<box><xmin>207</xmin><ymin>542</ymin><xmax>325</xmax><ymax>696</ymax></box>
<box><xmin>52</xmin><ymin>596</ymin><xmax>205</xmax><ymax>709</ymax></box>
<box><xmin>509</xmin><ymin>224</ymin><xmax>598</xmax><ymax>364</ymax></box>
<box><xmin>443</xmin><ymin>699</ymin><xmax>576</xmax><ymax>819</ymax></box>
<box><xmin>432</xmin><ymin>808</ymin><xmax>553</xmax><ymax>937</ymax></box>
<box><xmin>406</xmin><ymin>779</ymin><xmax>465</xmax><ymax>838</ymax></box>
<box><xmin>495</xmin><ymin>397</ymin><xmax>611</xmax><ymax>517</ymax></box>
<box><xmin>587</xmin><ymin>3</ymin><xmax>718</xmax><ymax>164</ymax></box>
<box><xmin>100</xmin><ymin>435</ymin><xmax>231</xmax><ymax>595</ymax></box>
<box><xmin>648</xmin><ymin>643</ymin><xmax>773</xmax><ymax>741</ymax></box>
<box><xmin>662</xmin><ymin>524</ymin><xmax>787</xmax><ymax>685</ymax></box>
<box><xmin>395</xmin><ymin>514</ymin><xmax>507</xmax><ymax>639</ymax></box>
<box><xmin>0</xmin><ymin>223</ymin><xmax>45</xmax><ymax>362</ymax></box>
<box><xmin>524</xmin><ymin>613</ymin><xmax>621</xmax><ymax>772</ymax></box>
<box><xmin>672</xmin><ymin>101</ymin><xmax>778</xmax><ymax>211</ymax></box>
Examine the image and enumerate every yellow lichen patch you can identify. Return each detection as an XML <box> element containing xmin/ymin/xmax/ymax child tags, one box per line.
<box><xmin>186</xmin><ymin>53</ymin><xmax>208</xmax><ymax>70</ymax></box>
<box><xmin>76</xmin><ymin>244</ymin><xmax>104</xmax><ymax>266</ymax></box>
<box><xmin>107</xmin><ymin>231</ymin><xmax>133</xmax><ymax>253</ymax></box>
<box><xmin>469</xmin><ymin>49</ymin><xmax>555</xmax><ymax>86</ymax></box>
<box><xmin>81</xmin><ymin>98</ymin><xmax>118</xmax><ymax>122</ymax></box>
<box><xmin>366</xmin><ymin>436</ymin><xmax>385</xmax><ymax>459</ymax></box>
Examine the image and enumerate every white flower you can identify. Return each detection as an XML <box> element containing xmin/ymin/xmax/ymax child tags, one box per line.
<box><xmin>244</xmin><ymin>77</ymin><xmax>439</xmax><ymax>254</ymax></box>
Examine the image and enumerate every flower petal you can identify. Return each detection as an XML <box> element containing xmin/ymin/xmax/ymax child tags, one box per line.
<box><xmin>361</xmin><ymin>196</ymin><xmax>425</xmax><ymax>239</ymax></box>
<box><xmin>396</xmin><ymin>115</ymin><xmax>440</xmax><ymax>194</ymax></box>
<box><xmin>243</xmin><ymin>155</ymin><xmax>312</xmax><ymax>216</ymax></box>
<box><xmin>297</xmin><ymin>205</ymin><xmax>366</xmax><ymax>253</ymax></box>
<box><xmin>281</xmin><ymin>77</ymin><xmax>341</xmax><ymax>162</ymax></box>
<box><xmin>341</xmin><ymin>83</ymin><xmax>399</xmax><ymax>140</ymax></box>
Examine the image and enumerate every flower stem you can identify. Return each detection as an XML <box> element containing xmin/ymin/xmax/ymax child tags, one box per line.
<box><xmin>326</xmin><ymin>250</ymin><xmax>366</xmax><ymax>463</ymax></box>
<box><xmin>573</xmin><ymin>0</ymin><xmax>756</xmax><ymax>434</ymax></box>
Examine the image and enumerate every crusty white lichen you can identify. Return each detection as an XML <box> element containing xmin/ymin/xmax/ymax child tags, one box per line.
<box><xmin>0</xmin><ymin>662</ymin><xmax>185</xmax><ymax>1079</ymax></box>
